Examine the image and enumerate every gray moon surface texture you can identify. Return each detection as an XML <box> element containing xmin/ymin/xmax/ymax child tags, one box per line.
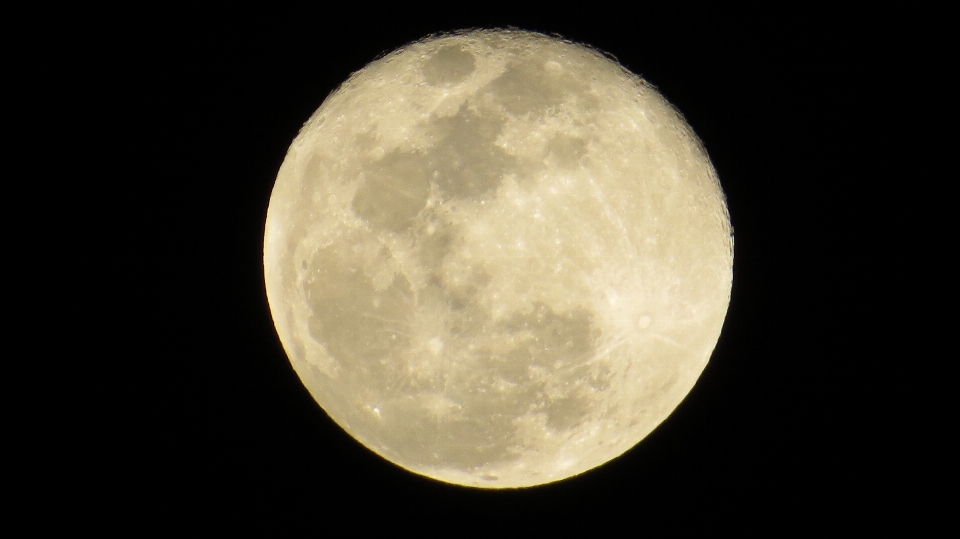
<box><xmin>264</xmin><ymin>29</ymin><xmax>733</xmax><ymax>488</ymax></box>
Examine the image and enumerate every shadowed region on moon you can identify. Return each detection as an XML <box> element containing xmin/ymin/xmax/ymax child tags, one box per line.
<box><xmin>264</xmin><ymin>29</ymin><xmax>733</xmax><ymax>488</ymax></box>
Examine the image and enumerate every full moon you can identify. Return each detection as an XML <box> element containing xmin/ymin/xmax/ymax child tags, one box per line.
<box><xmin>264</xmin><ymin>29</ymin><xmax>733</xmax><ymax>488</ymax></box>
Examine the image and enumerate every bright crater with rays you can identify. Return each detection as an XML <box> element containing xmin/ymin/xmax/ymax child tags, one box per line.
<box><xmin>264</xmin><ymin>29</ymin><xmax>733</xmax><ymax>488</ymax></box>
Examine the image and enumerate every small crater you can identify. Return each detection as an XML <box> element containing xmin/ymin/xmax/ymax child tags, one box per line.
<box><xmin>423</xmin><ymin>45</ymin><xmax>476</xmax><ymax>86</ymax></box>
<box><xmin>428</xmin><ymin>337</ymin><xmax>444</xmax><ymax>355</ymax></box>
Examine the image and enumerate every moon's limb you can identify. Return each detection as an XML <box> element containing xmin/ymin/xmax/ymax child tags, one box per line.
<box><xmin>264</xmin><ymin>29</ymin><xmax>733</xmax><ymax>488</ymax></box>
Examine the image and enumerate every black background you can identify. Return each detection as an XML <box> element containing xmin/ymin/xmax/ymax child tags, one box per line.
<box><xmin>130</xmin><ymin>4</ymin><xmax>873</xmax><ymax>526</ymax></box>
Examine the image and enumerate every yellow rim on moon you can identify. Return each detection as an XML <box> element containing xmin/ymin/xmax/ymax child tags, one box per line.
<box><xmin>264</xmin><ymin>29</ymin><xmax>733</xmax><ymax>488</ymax></box>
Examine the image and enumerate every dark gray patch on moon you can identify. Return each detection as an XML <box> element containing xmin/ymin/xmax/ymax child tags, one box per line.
<box><xmin>303</xmin><ymin>234</ymin><xmax>413</xmax><ymax>369</ymax></box>
<box><xmin>543</xmin><ymin>395</ymin><xmax>594</xmax><ymax>430</ymax></box>
<box><xmin>483</xmin><ymin>60</ymin><xmax>587</xmax><ymax>117</ymax></box>
<box><xmin>426</xmin><ymin>106</ymin><xmax>515</xmax><ymax>200</ymax></box>
<box><xmin>498</xmin><ymin>303</ymin><xmax>602</xmax><ymax>430</ymax></box>
<box><xmin>302</xmin><ymin>154</ymin><xmax>325</xmax><ymax>185</ymax></box>
<box><xmin>423</xmin><ymin>45</ymin><xmax>476</xmax><ymax>86</ymax></box>
<box><xmin>547</xmin><ymin>134</ymin><xmax>588</xmax><ymax>168</ymax></box>
<box><xmin>500</xmin><ymin>303</ymin><xmax>598</xmax><ymax>368</ymax></box>
<box><xmin>415</xmin><ymin>219</ymin><xmax>460</xmax><ymax>272</ymax></box>
<box><xmin>352</xmin><ymin>151</ymin><xmax>431</xmax><ymax>232</ymax></box>
<box><xmin>351</xmin><ymin>106</ymin><xmax>515</xmax><ymax>231</ymax></box>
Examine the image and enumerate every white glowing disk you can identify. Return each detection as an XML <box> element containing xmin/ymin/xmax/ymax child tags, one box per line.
<box><xmin>264</xmin><ymin>29</ymin><xmax>733</xmax><ymax>488</ymax></box>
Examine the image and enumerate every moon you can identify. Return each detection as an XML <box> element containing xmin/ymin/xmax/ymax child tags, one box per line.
<box><xmin>264</xmin><ymin>29</ymin><xmax>733</xmax><ymax>488</ymax></box>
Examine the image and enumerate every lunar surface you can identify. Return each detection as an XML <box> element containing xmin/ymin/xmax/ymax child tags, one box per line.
<box><xmin>264</xmin><ymin>29</ymin><xmax>733</xmax><ymax>488</ymax></box>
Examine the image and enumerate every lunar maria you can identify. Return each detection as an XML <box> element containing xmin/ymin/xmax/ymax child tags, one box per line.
<box><xmin>264</xmin><ymin>29</ymin><xmax>733</xmax><ymax>488</ymax></box>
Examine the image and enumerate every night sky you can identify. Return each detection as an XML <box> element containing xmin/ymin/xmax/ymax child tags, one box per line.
<box><xmin>132</xmin><ymin>5</ymin><xmax>866</xmax><ymax>526</ymax></box>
